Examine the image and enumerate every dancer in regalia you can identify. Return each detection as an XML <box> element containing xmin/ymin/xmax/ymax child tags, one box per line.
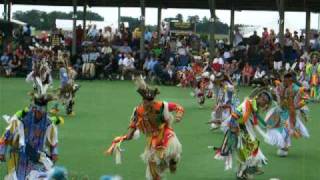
<box><xmin>0</xmin><ymin>80</ymin><xmax>60</xmax><ymax>180</ymax></box>
<box><xmin>269</xmin><ymin>73</ymin><xmax>310</xmax><ymax>156</ymax></box>
<box><xmin>209</xmin><ymin>72</ymin><xmax>239</xmax><ymax>131</ymax></box>
<box><xmin>194</xmin><ymin>72</ymin><xmax>213</xmax><ymax>107</ymax></box>
<box><xmin>306</xmin><ymin>52</ymin><xmax>320</xmax><ymax>101</ymax></box>
<box><xmin>214</xmin><ymin>88</ymin><xmax>272</xmax><ymax>180</ymax></box>
<box><xmin>50</xmin><ymin>60</ymin><xmax>80</xmax><ymax>115</ymax></box>
<box><xmin>105</xmin><ymin>76</ymin><xmax>184</xmax><ymax>180</ymax></box>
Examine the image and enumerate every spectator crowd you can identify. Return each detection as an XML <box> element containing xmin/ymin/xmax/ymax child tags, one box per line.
<box><xmin>1</xmin><ymin>22</ymin><xmax>320</xmax><ymax>89</ymax></box>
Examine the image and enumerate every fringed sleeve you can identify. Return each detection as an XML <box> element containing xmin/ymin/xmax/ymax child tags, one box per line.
<box><xmin>128</xmin><ymin>107</ymin><xmax>138</xmax><ymax>129</ymax></box>
<box><xmin>45</xmin><ymin>124</ymin><xmax>58</xmax><ymax>156</ymax></box>
<box><xmin>168</xmin><ymin>102</ymin><xmax>184</xmax><ymax>120</ymax></box>
<box><xmin>0</xmin><ymin>118</ymin><xmax>25</xmax><ymax>155</ymax></box>
<box><xmin>241</xmin><ymin>100</ymin><xmax>253</xmax><ymax>124</ymax></box>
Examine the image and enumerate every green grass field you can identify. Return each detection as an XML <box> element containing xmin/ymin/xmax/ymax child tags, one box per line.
<box><xmin>0</xmin><ymin>78</ymin><xmax>320</xmax><ymax>180</ymax></box>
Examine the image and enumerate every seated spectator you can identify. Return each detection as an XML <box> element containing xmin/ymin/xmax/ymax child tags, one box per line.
<box><xmin>152</xmin><ymin>45</ymin><xmax>162</xmax><ymax>58</ymax></box>
<box><xmin>1</xmin><ymin>51</ymin><xmax>11</xmax><ymax>76</ymax></box>
<box><xmin>118</xmin><ymin>41</ymin><xmax>132</xmax><ymax>54</ymax></box>
<box><xmin>230</xmin><ymin>60</ymin><xmax>241</xmax><ymax>84</ymax></box>
<box><xmin>23</xmin><ymin>24</ymin><xmax>31</xmax><ymax>36</ymax></box>
<box><xmin>81</xmin><ymin>48</ymin><xmax>93</xmax><ymax>79</ymax></box>
<box><xmin>175</xmin><ymin>54</ymin><xmax>189</xmax><ymax>71</ymax></box>
<box><xmin>15</xmin><ymin>45</ymin><xmax>25</xmax><ymax>62</ymax></box>
<box><xmin>252</xmin><ymin>66</ymin><xmax>266</xmax><ymax>86</ymax></box>
<box><xmin>164</xmin><ymin>63</ymin><xmax>175</xmax><ymax>84</ymax></box>
<box><xmin>103</xmin><ymin>26</ymin><xmax>113</xmax><ymax>43</ymax></box>
<box><xmin>104</xmin><ymin>53</ymin><xmax>118</xmax><ymax>80</ymax></box>
<box><xmin>88</xmin><ymin>47</ymin><xmax>100</xmax><ymax>78</ymax></box>
<box><xmin>95</xmin><ymin>55</ymin><xmax>107</xmax><ymax>79</ymax></box>
<box><xmin>311</xmin><ymin>33</ymin><xmax>320</xmax><ymax>51</ymax></box>
<box><xmin>87</xmin><ymin>25</ymin><xmax>99</xmax><ymax>40</ymax></box>
<box><xmin>242</xmin><ymin>62</ymin><xmax>254</xmax><ymax>85</ymax></box>
<box><xmin>273</xmin><ymin>43</ymin><xmax>284</xmax><ymax>71</ymax></box>
<box><xmin>101</xmin><ymin>42</ymin><xmax>113</xmax><ymax>57</ymax></box>
<box><xmin>249</xmin><ymin>31</ymin><xmax>261</xmax><ymax>46</ymax></box>
<box><xmin>74</xmin><ymin>56</ymin><xmax>83</xmax><ymax>77</ymax></box>
<box><xmin>119</xmin><ymin>53</ymin><xmax>135</xmax><ymax>80</ymax></box>
<box><xmin>143</xmin><ymin>55</ymin><xmax>152</xmax><ymax>80</ymax></box>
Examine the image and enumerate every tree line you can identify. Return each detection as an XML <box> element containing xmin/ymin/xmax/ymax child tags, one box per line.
<box><xmin>12</xmin><ymin>9</ymin><xmax>230</xmax><ymax>34</ymax></box>
<box><xmin>13</xmin><ymin>10</ymin><xmax>104</xmax><ymax>30</ymax></box>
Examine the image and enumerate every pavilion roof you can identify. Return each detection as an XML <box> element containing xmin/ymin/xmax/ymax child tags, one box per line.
<box><xmin>9</xmin><ymin>0</ymin><xmax>320</xmax><ymax>12</ymax></box>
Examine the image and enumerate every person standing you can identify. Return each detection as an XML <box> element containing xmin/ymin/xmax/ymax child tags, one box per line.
<box><xmin>105</xmin><ymin>76</ymin><xmax>184</xmax><ymax>180</ymax></box>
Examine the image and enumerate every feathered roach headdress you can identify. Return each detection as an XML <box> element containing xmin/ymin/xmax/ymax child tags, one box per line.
<box><xmin>29</xmin><ymin>76</ymin><xmax>56</xmax><ymax>109</ymax></box>
<box><xmin>135</xmin><ymin>75</ymin><xmax>160</xmax><ymax>101</ymax></box>
<box><xmin>310</xmin><ymin>51</ymin><xmax>320</xmax><ymax>60</ymax></box>
<box><xmin>249</xmin><ymin>87</ymin><xmax>273</xmax><ymax>102</ymax></box>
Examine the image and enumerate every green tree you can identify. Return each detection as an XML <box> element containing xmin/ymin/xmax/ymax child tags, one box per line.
<box><xmin>120</xmin><ymin>16</ymin><xmax>140</xmax><ymax>31</ymax></box>
<box><xmin>13</xmin><ymin>10</ymin><xmax>104</xmax><ymax>30</ymax></box>
<box><xmin>176</xmin><ymin>14</ymin><xmax>183</xmax><ymax>22</ymax></box>
<box><xmin>187</xmin><ymin>15</ymin><xmax>200</xmax><ymax>23</ymax></box>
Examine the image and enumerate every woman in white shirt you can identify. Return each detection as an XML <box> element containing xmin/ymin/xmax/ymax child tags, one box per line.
<box><xmin>120</xmin><ymin>53</ymin><xmax>135</xmax><ymax>80</ymax></box>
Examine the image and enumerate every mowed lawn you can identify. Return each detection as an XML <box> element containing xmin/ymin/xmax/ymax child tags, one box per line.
<box><xmin>0</xmin><ymin>77</ymin><xmax>320</xmax><ymax>180</ymax></box>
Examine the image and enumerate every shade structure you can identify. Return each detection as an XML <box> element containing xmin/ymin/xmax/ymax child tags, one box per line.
<box><xmin>5</xmin><ymin>0</ymin><xmax>320</xmax><ymax>12</ymax></box>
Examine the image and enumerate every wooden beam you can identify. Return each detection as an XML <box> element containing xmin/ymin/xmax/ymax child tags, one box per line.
<box><xmin>230</xmin><ymin>5</ymin><xmax>235</xmax><ymax>46</ymax></box>
<box><xmin>83</xmin><ymin>2</ymin><xmax>87</xmax><ymax>40</ymax></box>
<box><xmin>157</xmin><ymin>7</ymin><xmax>162</xmax><ymax>40</ymax></box>
<box><xmin>305</xmin><ymin>10</ymin><xmax>311</xmax><ymax>49</ymax></box>
<box><xmin>208</xmin><ymin>0</ymin><xmax>216</xmax><ymax>58</ymax></box>
<box><xmin>140</xmin><ymin>0</ymin><xmax>146</xmax><ymax>61</ymax></box>
<box><xmin>4</xmin><ymin>0</ymin><xmax>8</xmax><ymax>21</ymax></box>
<box><xmin>8</xmin><ymin>0</ymin><xmax>11</xmax><ymax>22</ymax></box>
<box><xmin>72</xmin><ymin>0</ymin><xmax>77</xmax><ymax>56</ymax></box>
<box><xmin>118</xmin><ymin>7</ymin><xmax>121</xmax><ymax>31</ymax></box>
<box><xmin>278</xmin><ymin>0</ymin><xmax>285</xmax><ymax>47</ymax></box>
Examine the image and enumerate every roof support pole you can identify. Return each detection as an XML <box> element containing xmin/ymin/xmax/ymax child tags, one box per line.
<box><xmin>72</xmin><ymin>0</ymin><xmax>77</xmax><ymax>56</ymax></box>
<box><xmin>8</xmin><ymin>0</ymin><xmax>11</xmax><ymax>22</ymax></box>
<box><xmin>118</xmin><ymin>7</ymin><xmax>121</xmax><ymax>30</ymax></box>
<box><xmin>208</xmin><ymin>0</ymin><xmax>216</xmax><ymax>58</ymax></box>
<box><xmin>305</xmin><ymin>10</ymin><xmax>311</xmax><ymax>50</ymax></box>
<box><xmin>3</xmin><ymin>0</ymin><xmax>8</xmax><ymax>21</ymax></box>
<box><xmin>2</xmin><ymin>0</ymin><xmax>8</xmax><ymax>53</ymax></box>
<box><xmin>140</xmin><ymin>0</ymin><xmax>146</xmax><ymax>61</ymax></box>
<box><xmin>278</xmin><ymin>0</ymin><xmax>285</xmax><ymax>47</ymax></box>
<box><xmin>83</xmin><ymin>2</ymin><xmax>87</xmax><ymax>40</ymax></box>
<box><xmin>157</xmin><ymin>7</ymin><xmax>162</xmax><ymax>41</ymax></box>
<box><xmin>229</xmin><ymin>6</ymin><xmax>235</xmax><ymax>46</ymax></box>
<box><xmin>318</xmin><ymin>13</ymin><xmax>320</xmax><ymax>32</ymax></box>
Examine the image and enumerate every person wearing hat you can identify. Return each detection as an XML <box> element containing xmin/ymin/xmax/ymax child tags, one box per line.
<box><xmin>209</xmin><ymin>72</ymin><xmax>238</xmax><ymax>131</ymax></box>
<box><xmin>214</xmin><ymin>87</ymin><xmax>272</xmax><ymax>179</ymax></box>
<box><xmin>26</xmin><ymin>59</ymin><xmax>53</xmax><ymax>96</ymax></box>
<box><xmin>266</xmin><ymin>73</ymin><xmax>310</xmax><ymax>157</ymax></box>
<box><xmin>273</xmin><ymin>73</ymin><xmax>310</xmax><ymax>140</ymax></box>
<box><xmin>105</xmin><ymin>76</ymin><xmax>184</xmax><ymax>180</ymax></box>
<box><xmin>306</xmin><ymin>52</ymin><xmax>320</xmax><ymax>101</ymax></box>
<box><xmin>50</xmin><ymin>61</ymin><xmax>80</xmax><ymax>116</ymax></box>
<box><xmin>194</xmin><ymin>72</ymin><xmax>213</xmax><ymax>107</ymax></box>
<box><xmin>0</xmin><ymin>85</ymin><xmax>59</xmax><ymax>179</ymax></box>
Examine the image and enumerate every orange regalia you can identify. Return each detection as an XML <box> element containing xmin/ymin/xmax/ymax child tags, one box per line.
<box><xmin>105</xmin><ymin>76</ymin><xmax>184</xmax><ymax>180</ymax></box>
<box><xmin>195</xmin><ymin>72</ymin><xmax>212</xmax><ymax>106</ymax></box>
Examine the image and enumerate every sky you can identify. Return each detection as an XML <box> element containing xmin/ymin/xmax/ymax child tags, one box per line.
<box><xmin>1</xmin><ymin>5</ymin><xmax>320</xmax><ymax>35</ymax></box>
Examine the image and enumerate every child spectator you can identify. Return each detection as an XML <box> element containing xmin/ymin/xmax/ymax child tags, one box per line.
<box><xmin>242</xmin><ymin>62</ymin><xmax>254</xmax><ymax>85</ymax></box>
<box><xmin>252</xmin><ymin>66</ymin><xmax>266</xmax><ymax>86</ymax></box>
